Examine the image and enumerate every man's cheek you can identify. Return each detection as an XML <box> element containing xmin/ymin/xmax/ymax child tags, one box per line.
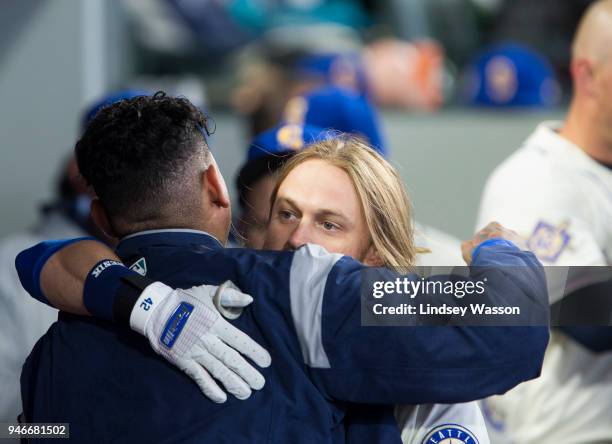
<box><xmin>262</xmin><ymin>223</ymin><xmax>285</xmax><ymax>249</ymax></box>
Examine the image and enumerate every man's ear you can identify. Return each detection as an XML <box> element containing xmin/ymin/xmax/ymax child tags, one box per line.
<box><xmin>202</xmin><ymin>162</ymin><xmax>230</xmax><ymax>209</ymax></box>
<box><xmin>571</xmin><ymin>58</ymin><xmax>596</xmax><ymax>97</ymax></box>
<box><xmin>362</xmin><ymin>244</ymin><xmax>384</xmax><ymax>267</ymax></box>
<box><xmin>90</xmin><ymin>198</ymin><xmax>118</xmax><ymax>239</ymax></box>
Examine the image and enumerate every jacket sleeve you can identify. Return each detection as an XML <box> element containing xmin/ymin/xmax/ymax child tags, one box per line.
<box><xmin>280</xmin><ymin>242</ymin><xmax>549</xmax><ymax>404</ymax></box>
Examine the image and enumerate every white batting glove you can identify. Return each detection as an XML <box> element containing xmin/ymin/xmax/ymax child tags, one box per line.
<box><xmin>129</xmin><ymin>281</ymin><xmax>271</xmax><ymax>403</ymax></box>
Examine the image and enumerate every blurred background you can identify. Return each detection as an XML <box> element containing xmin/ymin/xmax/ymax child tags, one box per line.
<box><xmin>1</xmin><ymin>0</ymin><xmax>589</xmax><ymax>240</ymax></box>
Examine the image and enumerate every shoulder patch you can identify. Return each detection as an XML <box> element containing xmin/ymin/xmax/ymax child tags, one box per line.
<box><xmin>527</xmin><ymin>220</ymin><xmax>570</xmax><ymax>263</ymax></box>
<box><xmin>129</xmin><ymin>257</ymin><xmax>147</xmax><ymax>276</ymax></box>
<box><xmin>422</xmin><ymin>424</ymin><xmax>479</xmax><ymax>444</ymax></box>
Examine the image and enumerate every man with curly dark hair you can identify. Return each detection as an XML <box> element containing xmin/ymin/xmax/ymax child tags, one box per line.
<box><xmin>77</xmin><ymin>92</ymin><xmax>227</xmax><ymax>240</ymax></box>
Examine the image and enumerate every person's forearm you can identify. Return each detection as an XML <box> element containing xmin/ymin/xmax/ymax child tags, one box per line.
<box><xmin>16</xmin><ymin>238</ymin><xmax>138</xmax><ymax>320</ymax></box>
<box><xmin>40</xmin><ymin>240</ymin><xmax>120</xmax><ymax>315</ymax></box>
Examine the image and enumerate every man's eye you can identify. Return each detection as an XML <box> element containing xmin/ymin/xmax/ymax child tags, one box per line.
<box><xmin>278</xmin><ymin>210</ymin><xmax>296</xmax><ymax>221</ymax></box>
<box><xmin>322</xmin><ymin>221</ymin><xmax>339</xmax><ymax>231</ymax></box>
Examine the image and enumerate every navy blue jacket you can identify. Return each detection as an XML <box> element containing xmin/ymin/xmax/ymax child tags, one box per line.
<box><xmin>21</xmin><ymin>230</ymin><xmax>549</xmax><ymax>443</ymax></box>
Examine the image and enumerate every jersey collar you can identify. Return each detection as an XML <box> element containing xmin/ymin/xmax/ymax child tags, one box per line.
<box><xmin>529</xmin><ymin>121</ymin><xmax>612</xmax><ymax>173</ymax></box>
<box><xmin>528</xmin><ymin>121</ymin><xmax>576</xmax><ymax>152</ymax></box>
<box><xmin>116</xmin><ymin>229</ymin><xmax>224</xmax><ymax>258</ymax></box>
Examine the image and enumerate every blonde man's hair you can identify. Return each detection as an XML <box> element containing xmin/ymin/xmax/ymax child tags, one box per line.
<box><xmin>271</xmin><ymin>136</ymin><xmax>420</xmax><ymax>272</ymax></box>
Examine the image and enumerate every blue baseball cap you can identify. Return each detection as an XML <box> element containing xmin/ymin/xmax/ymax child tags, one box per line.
<box><xmin>283</xmin><ymin>86</ymin><xmax>387</xmax><ymax>155</ymax></box>
<box><xmin>237</xmin><ymin>123</ymin><xmax>331</xmax><ymax>207</ymax></box>
<box><xmin>293</xmin><ymin>53</ymin><xmax>369</xmax><ymax>96</ymax></box>
<box><xmin>462</xmin><ymin>43</ymin><xmax>560</xmax><ymax>108</ymax></box>
<box><xmin>246</xmin><ymin>123</ymin><xmax>330</xmax><ymax>162</ymax></box>
<box><xmin>81</xmin><ymin>89</ymin><xmax>150</xmax><ymax>130</ymax></box>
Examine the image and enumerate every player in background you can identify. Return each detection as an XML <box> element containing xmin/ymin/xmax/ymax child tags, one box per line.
<box><xmin>0</xmin><ymin>157</ymin><xmax>82</xmax><ymax>422</ymax></box>
<box><xmin>234</xmin><ymin>123</ymin><xmax>331</xmax><ymax>248</ymax></box>
<box><xmin>236</xmin><ymin>87</ymin><xmax>464</xmax><ymax>264</ymax></box>
<box><xmin>477</xmin><ymin>1</ymin><xmax>612</xmax><ymax>442</ymax></box>
<box><xmin>0</xmin><ymin>89</ymin><xmax>144</xmax><ymax>422</ymax></box>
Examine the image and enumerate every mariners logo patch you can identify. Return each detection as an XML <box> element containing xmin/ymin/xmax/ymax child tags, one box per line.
<box><xmin>129</xmin><ymin>257</ymin><xmax>147</xmax><ymax>276</ymax></box>
<box><xmin>527</xmin><ymin>220</ymin><xmax>570</xmax><ymax>263</ymax></box>
<box><xmin>485</xmin><ymin>55</ymin><xmax>517</xmax><ymax>104</ymax></box>
<box><xmin>422</xmin><ymin>424</ymin><xmax>478</xmax><ymax>444</ymax></box>
<box><xmin>277</xmin><ymin>124</ymin><xmax>305</xmax><ymax>151</ymax></box>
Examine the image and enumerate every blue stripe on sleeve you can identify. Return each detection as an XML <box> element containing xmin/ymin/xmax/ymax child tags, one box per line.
<box><xmin>471</xmin><ymin>238</ymin><xmax>517</xmax><ymax>264</ymax></box>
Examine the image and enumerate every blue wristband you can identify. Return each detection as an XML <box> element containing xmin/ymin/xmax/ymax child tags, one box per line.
<box><xmin>15</xmin><ymin>237</ymin><xmax>96</xmax><ymax>306</ymax></box>
<box><xmin>83</xmin><ymin>260</ymin><xmax>140</xmax><ymax>321</ymax></box>
<box><xmin>471</xmin><ymin>238</ymin><xmax>517</xmax><ymax>264</ymax></box>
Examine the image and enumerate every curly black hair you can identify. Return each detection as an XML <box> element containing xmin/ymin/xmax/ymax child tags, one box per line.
<box><xmin>76</xmin><ymin>91</ymin><xmax>212</xmax><ymax>233</ymax></box>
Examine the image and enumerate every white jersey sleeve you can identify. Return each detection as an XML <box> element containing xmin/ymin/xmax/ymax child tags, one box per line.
<box><xmin>477</xmin><ymin>152</ymin><xmax>606</xmax><ymax>267</ymax></box>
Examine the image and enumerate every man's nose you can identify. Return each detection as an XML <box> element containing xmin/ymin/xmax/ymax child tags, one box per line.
<box><xmin>287</xmin><ymin>222</ymin><xmax>312</xmax><ymax>250</ymax></box>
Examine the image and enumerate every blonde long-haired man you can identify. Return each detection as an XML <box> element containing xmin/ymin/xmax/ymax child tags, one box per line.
<box><xmin>265</xmin><ymin>137</ymin><xmax>490</xmax><ymax>443</ymax></box>
<box><xmin>477</xmin><ymin>1</ymin><xmax>612</xmax><ymax>442</ymax></box>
